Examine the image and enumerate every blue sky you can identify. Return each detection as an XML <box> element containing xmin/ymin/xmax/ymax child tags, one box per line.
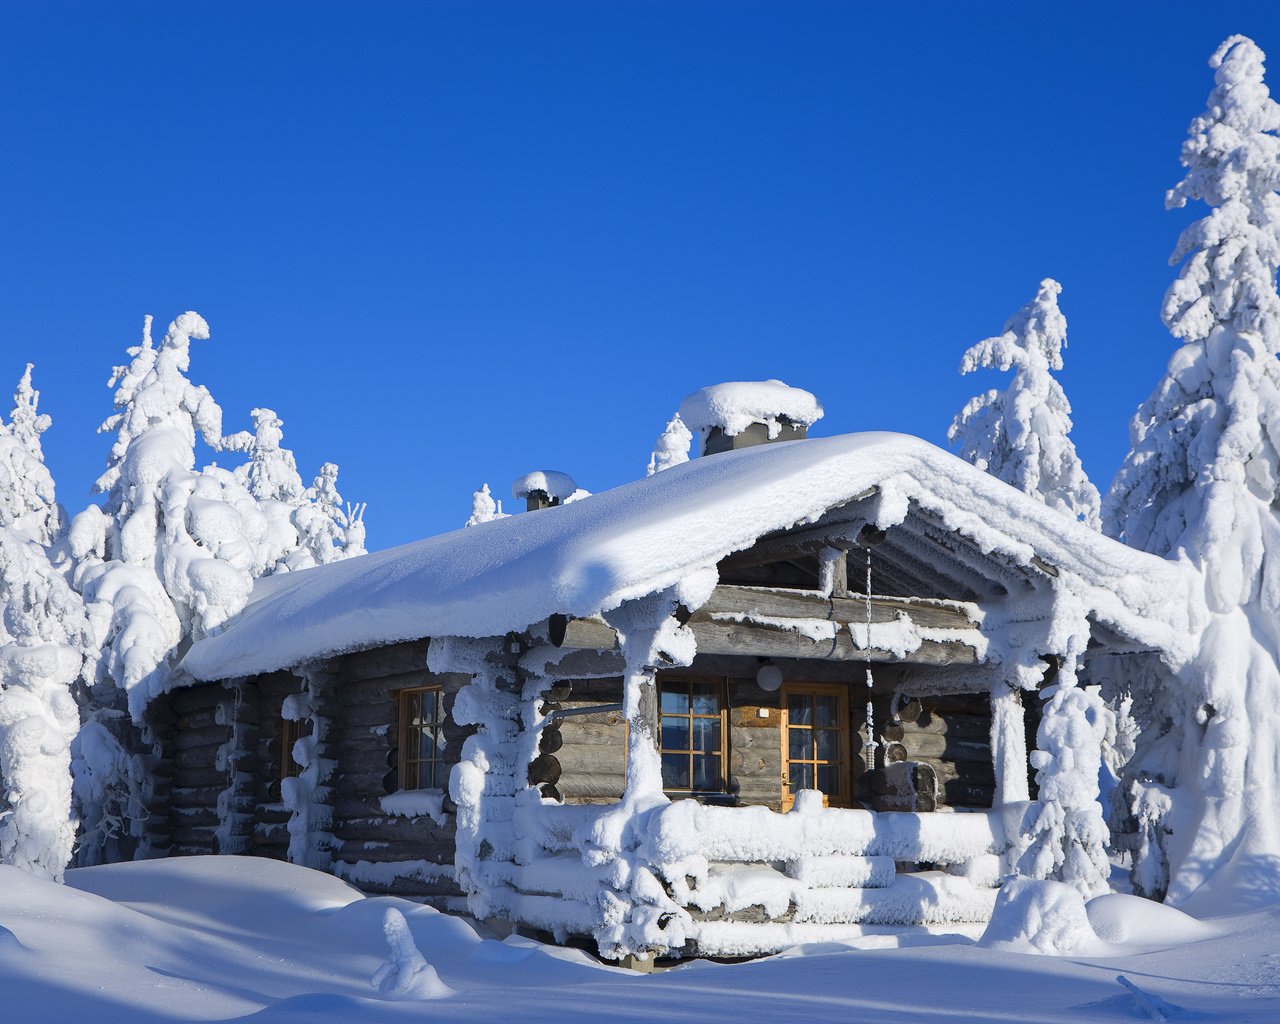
<box><xmin>2</xmin><ymin>2</ymin><xmax>1278</xmax><ymax>548</ymax></box>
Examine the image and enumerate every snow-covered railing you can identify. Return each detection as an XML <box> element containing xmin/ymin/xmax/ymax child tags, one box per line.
<box><xmin>646</xmin><ymin>796</ymin><xmax>1011</xmax><ymax>865</ymax></box>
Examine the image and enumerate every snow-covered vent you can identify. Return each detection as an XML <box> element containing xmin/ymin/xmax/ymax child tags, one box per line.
<box><xmin>679</xmin><ymin>380</ymin><xmax>824</xmax><ymax>457</ymax></box>
<box><xmin>512</xmin><ymin>471</ymin><xmax>578</xmax><ymax>512</ymax></box>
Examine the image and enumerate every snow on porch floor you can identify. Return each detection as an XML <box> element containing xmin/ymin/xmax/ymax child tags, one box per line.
<box><xmin>0</xmin><ymin>856</ymin><xmax>1276</xmax><ymax>1023</ymax></box>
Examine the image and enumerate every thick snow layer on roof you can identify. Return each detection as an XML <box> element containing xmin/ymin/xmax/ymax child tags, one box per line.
<box><xmin>678</xmin><ymin>380</ymin><xmax>824</xmax><ymax>437</ymax></box>
<box><xmin>181</xmin><ymin>432</ymin><xmax>1201</xmax><ymax>682</ymax></box>
<box><xmin>512</xmin><ymin>471</ymin><xmax>578</xmax><ymax>501</ymax></box>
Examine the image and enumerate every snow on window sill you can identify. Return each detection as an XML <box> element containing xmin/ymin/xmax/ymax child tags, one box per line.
<box><xmin>379</xmin><ymin>789</ymin><xmax>449</xmax><ymax>826</ymax></box>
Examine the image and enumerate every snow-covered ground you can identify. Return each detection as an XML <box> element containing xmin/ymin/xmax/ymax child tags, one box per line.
<box><xmin>0</xmin><ymin>856</ymin><xmax>1276</xmax><ymax>1023</ymax></box>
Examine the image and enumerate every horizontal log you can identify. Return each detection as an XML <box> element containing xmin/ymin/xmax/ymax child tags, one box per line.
<box><xmin>172</xmin><ymin>766</ymin><xmax>230</xmax><ymax>789</ymax></box>
<box><xmin>882</xmin><ymin>713</ymin><xmax>991</xmax><ymax>743</ymax></box>
<box><xmin>173</xmin><ymin>724</ymin><xmax>232</xmax><ymax>751</ymax></box>
<box><xmin>554</xmin><ymin>745</ymin><xmax>626</xmax><ymax>777</ymax></box>
<box><xmin>705</xmin><ymin>585</ymin><xmax>978</xmax><ymax>631</ymax></box>
<box><xmin>912</xmin><ymin>756</ymin><xmax>995</xmax><ymax>788</ymax></box>
<box><xmin>331</xmin><ymin>700</ymin><xmax>397</xmax><ymax>729</ymax></box>
<box><xmin>171</xmin><ymin>685</ymin><xmax>231</xmax><ymax>714</ymax></box>
<box><xmin>172</xmin><ymin>742</ymin><xmax>225</xmax><ymax>768</ymax></box>
<box><xmin>557</xmin><ymin>776</ymin><xmax>626</xmax><ymax>801</ymax></box>
<box><xmin>889</xmin><ymin>733</ymin><xmax>992</xmax><ymax>761</ymax></box>
<box><xmin>333</xmin><ymin>820</ymin><xmax>455</xmax><ymax>845</ymax></box>
<box><xmin>337</xmin><ymin>642</ymin><xmax>430</xmax><ymax>683</ymax></box>
<box><xmin>176</xmin><ymin>708</ymin><xmax>219</xmax><ymax>731</ymax></box>
<box><xmin>688</xmin><ymin>619</ymin><xmax>978</xmax><ymax>667</ymax></box>
<box><xmin>549</xmin><ymin>615</ymin><xmax>618</xmax><ymax>650</ymax></box>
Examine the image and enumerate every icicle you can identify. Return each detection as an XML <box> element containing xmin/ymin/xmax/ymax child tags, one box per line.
<box><xmin>862</xmin><ymin>544</ymin><xmax>878</xmax><ymax>773</ymax></box>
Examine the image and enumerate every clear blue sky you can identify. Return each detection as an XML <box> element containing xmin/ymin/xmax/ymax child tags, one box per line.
<box><xmin>2</xmin><ymin>2</ymin><xmax>1278</xmax><ymax>548</ymax></box>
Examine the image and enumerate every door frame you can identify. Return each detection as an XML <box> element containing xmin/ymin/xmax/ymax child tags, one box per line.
<box><xmin>780</xmin><ymin>681</ymin><xmax>851</xmax><ymax>811</ymax></box>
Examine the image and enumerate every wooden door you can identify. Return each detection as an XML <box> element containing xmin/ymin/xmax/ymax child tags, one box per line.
<box><xmin>780</xmin><ymin>683</ymin><xmax>850</xmax><ymax>811</ymax></box>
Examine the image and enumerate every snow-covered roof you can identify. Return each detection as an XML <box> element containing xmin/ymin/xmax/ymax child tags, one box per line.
<box><xmin>678</xmin><ymin>380</ymin><xmax>824</xmax><ymax>437</ymax></box>
<box><xmin>181</xmin><ymin>432</ymin><xmax>1202</xmax><ymax>682</ymax></box>
<box><xmin>512</xmin><ymin>471</ymin><xmax>578</xmax><ymax>501</ymax></box>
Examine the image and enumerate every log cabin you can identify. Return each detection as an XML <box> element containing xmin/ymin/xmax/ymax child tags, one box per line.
<box><xmin>162</xmin><ymin>383</ymin><xmax>1198</xmax><ymax>963</ymax></box>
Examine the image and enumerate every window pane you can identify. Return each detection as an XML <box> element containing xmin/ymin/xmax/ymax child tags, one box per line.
<box><xmin>815</xmin><ymin>696</ymin><xmax>839</xmax><ymax>727</ymax></box>
<box><xmin>661</xmin><ymin>686</ymin><xmax>690</xmax><ymax>714</ymax></box>
<box><xmin>789</xmin><ymin>729</ymin><xmax>814</xmax><ymax>761</ymax></box>
<box><xmin>788</xmin><ymin>695</ymin><xmax>813</xmax><ymax>726</ymax></box>
<box><xmin>662</xmin><ymin>752</ymin><xmax>690</xmax><ymax>790</ymax></box>
<box><xmin>692</xmin><ymin>755</ymin><xmax>720</xmax><ymax>791</ymax></box>
<box><xmin>790</xmin><ymin>763</ymin><xmax>814</xmax><ymax>791</ymax></box>
<box><xmin>661</xmin><ymin>717</ymin><xmax>690</xmax><ymax>752</ymax></box>
<box><xmin>691</xmin><ymin>682</ymin><xmax>719</xmax><ymax>715</ymax></box>
<box><xmin>692</xmin><ymin>717</ymin><xmax>720</xmax><ymax>753</ymax></box>
<box><xmin>816</xmin><ymin>729</ymin><xmax>840</xmax><ymax>764</ymax></box>
<box><xmin>817</xmin><ymin>763</ymin><xmax>840</xmax><ymax>796</ymax></box>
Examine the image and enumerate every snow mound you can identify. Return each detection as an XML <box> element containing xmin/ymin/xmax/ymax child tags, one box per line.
<box><xmin>978</xmin><ymin>877</ymin><xmax>1104</xmax><ymax>955</ymax></box>
<box><xmin>678</xmin><ymin>380</ymin><xmax>824</xmax><ymax>438</ymax></box>
<box><xmin>512</xmin><ymin>471</ymin><xmax>578</xmax><ymax>501</ymax></box>
<box><xmin>1085</xmin><ymin>894</ymin><xmax>1217</xmax><ymax>946</ymax></box>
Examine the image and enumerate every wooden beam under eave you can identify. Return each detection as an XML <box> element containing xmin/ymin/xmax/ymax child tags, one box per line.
<box><xmin>703</xmin><ymin>584</ymin><xmax>980</xmax><ymax>630</ymax></box>
<box><xmin>686</xmin><ymin>618</ymin><xmax>979</xmax><ymax>667</ymax></box>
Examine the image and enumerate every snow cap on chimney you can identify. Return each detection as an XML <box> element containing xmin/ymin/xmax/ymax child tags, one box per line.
<box><xmin>678</xmin><ymin>380</ymin><xmax>823</xmax><ymax>457</ymax></box>
<box><xmin>513</xmin><ymin>470</ymin><xmax>579</xmax><ymax>511</ymax></box>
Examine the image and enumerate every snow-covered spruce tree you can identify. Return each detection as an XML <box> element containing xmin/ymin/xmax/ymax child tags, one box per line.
<box><xmin>0</xmin><ymin>367</ymin><xmax>91</xmax><ymax>880</ymax></box>
<box><xmin>292</xmin><ymin>462</ymin><xmax>366</xmax><ymax>566</ymax></box>
<box><xmin>1104</xmin><ymin>36</ymin><xmax>1280</xmax><ymax>911</ymax></box>
<box><xmin>68</xmin><ymin>313</ymin><xmax>267</xmax><ymax>862</ymax></box>
<box><xmin>646</xmin><ymin>413</ymin><xmax>692</xmax><ymax>476</ymax></box>
<box><xmin>465</xmin><ymin>484</ymin><xmax>507</xmax><ymax>527</ymax></box>
<box><xmin>949</xmin><ymin>279</ymin><xmax>1102</xmax><ymax>528</ymax></box>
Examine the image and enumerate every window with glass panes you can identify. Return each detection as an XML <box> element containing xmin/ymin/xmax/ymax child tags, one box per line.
<box><xmin>782</xmin><ymin>683</ymin><xmax>849</xmax><ymax>809</ymax></box>
<box><xmin>659</xmin><ymin>679</ymin><xmax>725</xmax><ymax>795</ymax></box>
<box><xmin>398</xmin><ymin>686</ymin><xmax>446</xmax><ymax>790</ymax></box>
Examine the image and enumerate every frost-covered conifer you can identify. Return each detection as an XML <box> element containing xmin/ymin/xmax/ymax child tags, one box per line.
<box><xmin>646</xmin><ymin>414</ymin><xmax>692</xmax><ymax>476</ymax></box>
<box><xmin>292</xmin><ymin>463</ymin><xmax>366</xmax><ymax>566</ymax></box>
<box><xmin>1105</xmin><ymin>37</ymin><xmax>1280</xmax><ymax>910</ymax></box>
<box><xmin>465</xmin><ymin>484</ymin><xmax>507</xmax><ymax>527</ymax></box>
<box><xmin>949</xmin><ymin>280</ymin><xmax>1101</xmax><ymax>528</ymax></box>
<box><xmin>0</xmin><ymin>369</ymin><xmax>90</xmax><ymax>880</ymax></box>
<box><xmin>68</xmin><ymin>313</ymin><xmax>267</xmax><ymax>861</ymax></box>
<box><xmin>0</xmin><ymin>366</ymin><xmax>61</xmax><ymax>546</ymax></box>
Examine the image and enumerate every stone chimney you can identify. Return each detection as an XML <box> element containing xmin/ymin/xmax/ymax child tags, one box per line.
<box><xmin>678</xmin><ymin>380</ymin><xmax>824</xmax><ymax>457</ymax></box>
<box><xmin>513</xmin><ymin>470</ymin><xmax>580</xmax><ymax>512</ymax></box>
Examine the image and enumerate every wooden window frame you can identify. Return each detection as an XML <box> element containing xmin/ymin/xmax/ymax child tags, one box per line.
<box><xmin>397</xmin><ymin>685</ymin><xmax>446</xmax><ymax>791</ymax></box>
<box><xmin>658</xmin><ymin>677</ymin><xmax>729</xmax><ymax>798</ymax></box>
<box><xmin>780</xmin><ymin>682</ymin><xmax>851</xmax><ymax>811</ymax></box>
<box><xmin>279</xmin><ymin>716</ymin><xmax>307</xmax><ymax>782</ymax></box>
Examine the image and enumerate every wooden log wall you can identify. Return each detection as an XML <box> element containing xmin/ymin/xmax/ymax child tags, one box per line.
<box><xmin>555</xmin><ymin>678</ymin><xmax>627</xmax><ymax>804</ymax></box>
<box><xmin>250</xmin><ymin>671</ymin><xmax>306</xmax><ymax>861</ymax></box>
<box><xmin>725</xmin><ymin>675</ymin><xmax>783</xmax><ymax>809</ymax></box>
<box><xmin>884</xmin><ymin>693</ymin><xmax>996</xmax><ymax>809</ymax></box>
<box><xmin>325</xmin><ymin>640</ymin><xmax>471</xmax><ymax>906</ymax></box>
<box><xmin>163</xmin><ymin>683</ymin><xmax>233</xmax><ymax>857</ymax></box>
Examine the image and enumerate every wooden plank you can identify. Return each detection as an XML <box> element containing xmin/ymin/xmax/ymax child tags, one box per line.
<box><xmin>686</xmin><ymin>619</ymin><xmax>978</xmax><ymax>667</ymax></box>
<box><xmin>704</xmin><ymin>585</ymin><xmax>978</xmax><ymax>630</ymax></box>
<box><xmin>337</xmin><ymin>641</ymin><xmax>430</xmax><ymax>682</ymax></box>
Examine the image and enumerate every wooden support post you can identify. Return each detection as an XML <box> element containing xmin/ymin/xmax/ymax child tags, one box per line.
<box><xmin>990</xmin><ymin>686</ymin><xmax>1029</xmax><ymax>805</ymax></box>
